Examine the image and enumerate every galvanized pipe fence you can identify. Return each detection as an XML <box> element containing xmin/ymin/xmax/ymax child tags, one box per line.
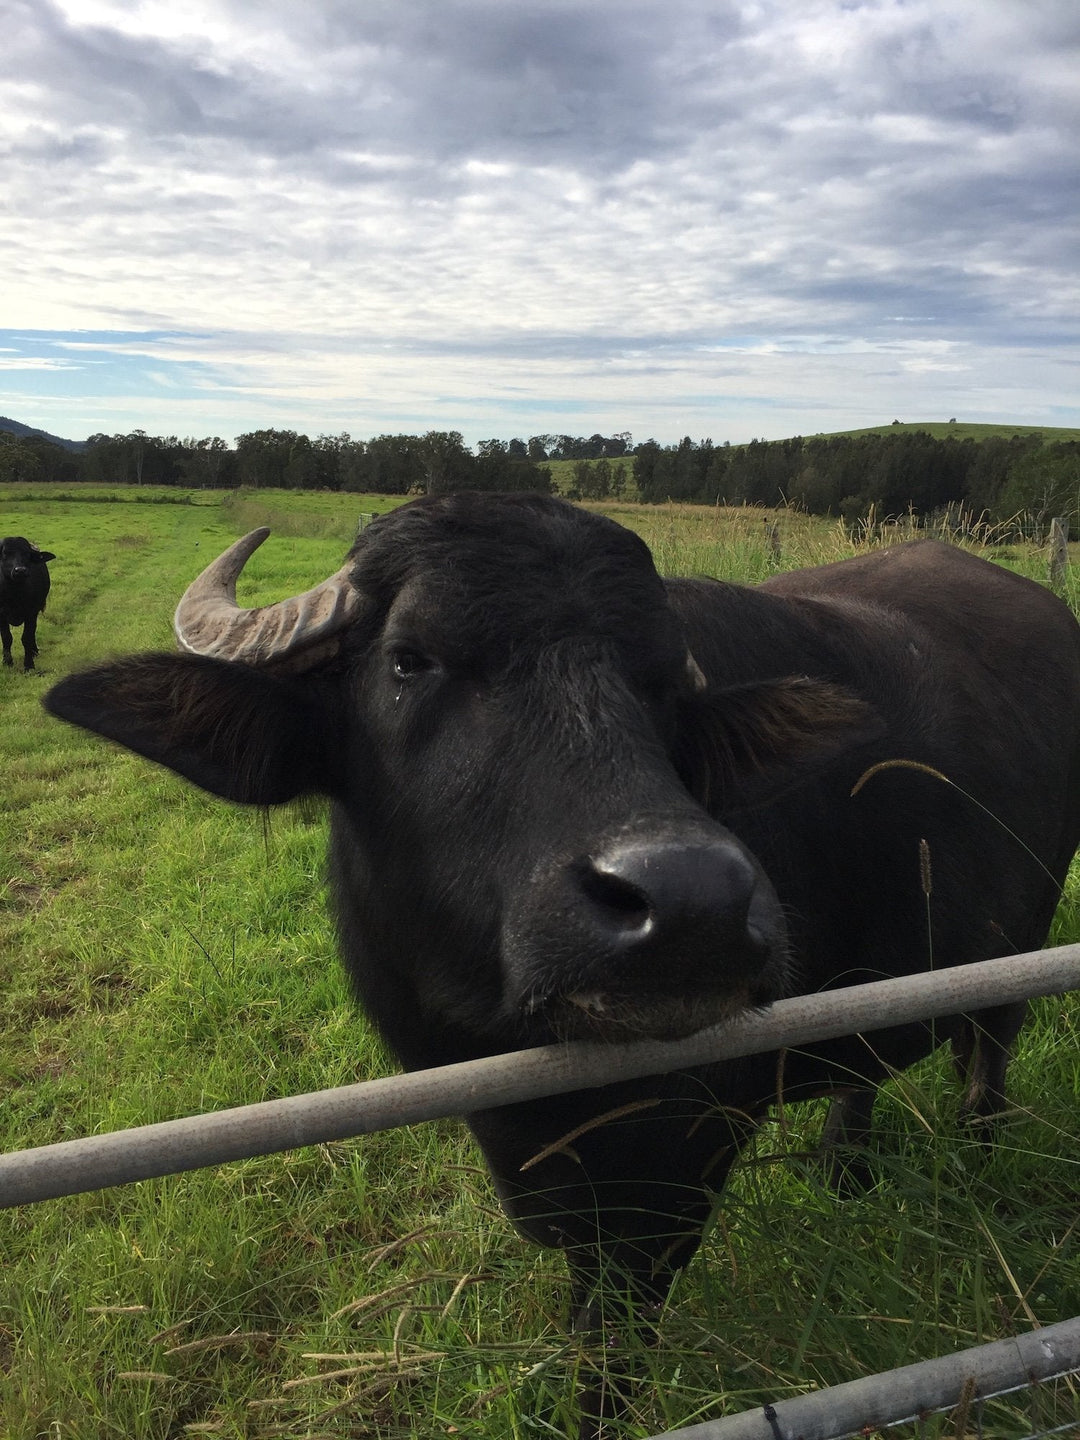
<box><xmin>3</xmin><ymin>945</ymin><xmax>1080</xmax><ymax>1208</ymax></box>
<box><xmin>4</xmin><ymin>944</ymin><xmax>1080</xmax><ymax>1438</ymax></box>
<box><xmin>645</xmin><ymin>1316</ymin><xmax>1080</xmax><ymax>1440</ymax></box>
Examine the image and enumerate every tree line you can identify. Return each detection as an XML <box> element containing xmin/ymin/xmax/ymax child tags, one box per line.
<box><xmin>0</xmin><ymin>428</ymin><xmax>639</xmax><ymax>494</ymax></box>
<box><xmin>0</xmin><ymin>427</ymin><xmax>639</xmax><ymax>496</ymax></box>
<box><xmin>2</xmin><ymin>424</ymin><xmax>1077</xmax><ymax>529</ymax></box>
<box><xmin>632</xmin><ymin>431</ymin><xmax>1080</xmax><ymax>531</ymax></box>
<box><xmin>0</xmin><ymin>429</ymin><xmax>556</xmax><ymax>495</ymax></box>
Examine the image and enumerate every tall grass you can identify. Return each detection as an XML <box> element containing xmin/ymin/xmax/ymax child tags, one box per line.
<box><xmin>1</xmin><ymin>486</ymin><xmax>1077</xmax><ymax>1438</ymax></box>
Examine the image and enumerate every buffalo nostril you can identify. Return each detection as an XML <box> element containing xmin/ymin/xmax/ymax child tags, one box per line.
<box><xmin>577</xmin><ymin>861</ymin><xmax>654</xmax><ymax>938</ymax></box>
<box><xmin>574</xmin><ymin>838</ymin><xmax>765</xmax><ymax>958</ymax></box>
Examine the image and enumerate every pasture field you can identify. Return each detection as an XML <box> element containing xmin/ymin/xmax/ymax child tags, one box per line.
<box><xmin>809</xmin><ymin>420</ymin><xmax>1080</xmax><ymax>444</ymax></box>
<box><xmin>1</xmin><ymin>484</ymin><xmax>1079</xmax><ymax>1439</ymax></box>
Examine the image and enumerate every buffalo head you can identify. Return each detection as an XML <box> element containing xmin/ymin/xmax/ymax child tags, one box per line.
<box><xmin>0</xmin><ymin>535</ymin><xmax>56</xmax><ymax>584</ymax></box>
<box><xmin>45</xmin><ymin>494</ymin><xmax>871</xmax><ymax>1059</ymax></box>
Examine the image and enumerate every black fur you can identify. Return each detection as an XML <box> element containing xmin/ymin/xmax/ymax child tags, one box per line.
<box><xmin>0</xmin><ymin>536</ymin><xmax>54</xmax><ymax>671</ymax></box>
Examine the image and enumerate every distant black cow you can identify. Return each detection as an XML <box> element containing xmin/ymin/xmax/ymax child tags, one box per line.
<box><xmin>45</xmin><ymin>494</ymin><xmax>1080</xmax><ymax>1432</ymax></box>
<box><xmin>1</xmin><ymin>536</ymin><xmax>55</xmax><ymax>671</ymax></box>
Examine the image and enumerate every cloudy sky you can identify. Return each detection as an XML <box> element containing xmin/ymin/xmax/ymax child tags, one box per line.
<box><xmin>3</xmin><ymin>0</ymin><xmax>1078</xmax><ymax>448</ymax></box>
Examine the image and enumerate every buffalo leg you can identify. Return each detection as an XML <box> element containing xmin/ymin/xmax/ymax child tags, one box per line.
<box><xmin>819</xmin><ymin>1087</ymin><xmax>877</xmax><ymax>1191</ymax></box>
<box><xmin>21</xmin><ymin>615</ymin><xmax>38</xmax><ymax>671</ymax></box>
<box><xmin>953</xmin><ymin>1001</ymin><xmax>1028</xmax><ymax>1128</ymax></box>
<box><xmin>568</xmin><ymin>1248</ymin><xmax>678</xmax><ymax>1440</ymax></box>
<box><xmin>1</xmin><ymin>619</ymin><xmax>11</xmax><ymax>667</ymax></box>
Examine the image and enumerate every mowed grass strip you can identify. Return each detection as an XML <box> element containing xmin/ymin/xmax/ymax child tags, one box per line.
<box><xmin>0</xmin><ymin>488</ymin><xmax>1076</xmax><ymax>1438</ymax></box>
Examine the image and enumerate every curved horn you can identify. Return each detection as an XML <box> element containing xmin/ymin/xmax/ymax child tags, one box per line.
<box><xmin>685</xmin><ymin>650</ymin><xmax>708</xmax><ymax>692</ymax></box>
<box><xmin>174</xmin><ymin>528</ymin><xmax>362</xmax><ymax>667</ymax></box>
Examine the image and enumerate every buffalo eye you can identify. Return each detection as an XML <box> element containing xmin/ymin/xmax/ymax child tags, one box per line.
<box><xmin>391</xmin><ymin>647</ymin><xmax>432</xmax><ymax>682</ymax></box>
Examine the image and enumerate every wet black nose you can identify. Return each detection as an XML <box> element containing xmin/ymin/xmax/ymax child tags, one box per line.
<box><xmin>573</xmin><ymin>837</ymin><xmax>770</xmax><ymax>972</ymax></box>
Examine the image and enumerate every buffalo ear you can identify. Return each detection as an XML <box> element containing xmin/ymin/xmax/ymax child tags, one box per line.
<box><xmin>35</xmin><ymin>550</ymin><xmax>56</xmax><ymax>563</ymax></box>
<box><xmin>679</xmin><ymin>676</ymin><xmax>879</xmax><ymax>802</ymax></box>
<box><xmin>718</xmin><ymin>676</ymin><xmax>876</xmax><ymax>764</ymax></box>
<box><xmin>44</xmin><ymin>653</ymin><xmax>339</xmax><ymax>805</ymax></box>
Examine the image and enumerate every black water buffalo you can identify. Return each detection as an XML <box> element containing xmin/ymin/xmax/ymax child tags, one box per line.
<box><xmin>1</xmin><ymin>536</ymin><xmax>55</xmax><ymax>671</ymax></box>
<box><xmin>44</xmin><ymin>493</ymin><xmax>1080</xmax><ymax>1430</ymax></box>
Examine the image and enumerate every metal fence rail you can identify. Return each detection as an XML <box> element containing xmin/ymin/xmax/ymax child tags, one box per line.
<box><xmin>2</xmin><ymin>945</ymin><xmax>1080</xmax><ymax>1207</ymax></box>
<box><xmin>646</xmin><ymin>1317</ymin><xmax>1080</xmax><ymax>1439</ymax></box>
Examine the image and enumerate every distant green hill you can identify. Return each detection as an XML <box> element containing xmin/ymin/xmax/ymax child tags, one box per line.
<box><xmin>805</xmin><ymin>420</ymin><xmax>1080</xmax><ymax>443</ymax></box>
<box><xmin>0</xmin><ymin>415</ymin><xmax>85</xmax><ymax>451</ymax></box>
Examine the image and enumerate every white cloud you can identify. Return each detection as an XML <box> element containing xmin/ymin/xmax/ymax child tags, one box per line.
<box><xmin>0</xmin><ymin>356</ymin><xmax>82</xmax><ymax>371</ymax></box>
<box><xmin>2</xmin><ymin>0</ymin><xmax>1078</xmax><ymax>442</ymax></box>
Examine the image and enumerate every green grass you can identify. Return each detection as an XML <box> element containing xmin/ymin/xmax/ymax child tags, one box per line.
<box><xmin>806</xmin><ymin>420</ymin><xmax>1080</xmax><ymax>443</ymax></box>
<box><xmin>1</xmin><ymin>488</ymin><xmax>1078</xmax><ymax>1438</ymax></box>
<box><xmin>584</xmin><ymin>501</ymin><xmax>853</xmax><ymax>581</ymax></box>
